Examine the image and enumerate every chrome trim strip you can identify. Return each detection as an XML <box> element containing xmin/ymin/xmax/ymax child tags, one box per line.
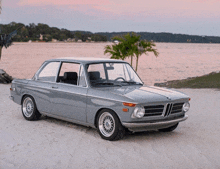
<box><xmin>167</xmin><ymin>103</ymin><xmax>173</xmax><ymax>116</ymax></box>
<box><xmin>122</xmin><ymin>115</ymin><xmax>188</xmax><ymax>128</ymax></box>
<box><xmin>25</xmin><ymin>84</ymin><xmax>88</xmax><ymax>96</ymax></box>
<box><xmin>162</xmin><ymin>103</ymin><xmax>168</xmax><ymax>116</ymax></box>
<box><xmin>56</xmin><ymin>82</ymin><xmax>88</xmax><ymax>89</ymax></box>
<box><xmin>26</xmin><ymin>82</ymin><xmax>88</xmax><ymax>90</ymax></box>
<box><xmin>23</xmin><ymin>83</ymin><xmax>129</xmax><ymax>103</ymax></box>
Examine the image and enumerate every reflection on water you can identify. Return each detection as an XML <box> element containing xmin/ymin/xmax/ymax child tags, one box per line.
<box><xmin>0</xmin><ymin>42</ymin><xmax>219</xmax><ymax>85</ymax></box>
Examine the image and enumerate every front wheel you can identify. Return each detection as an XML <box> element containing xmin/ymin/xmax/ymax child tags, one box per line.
<box><xmin>97</xmin><ymin>109</ymin><xmax>125</xmax><ymax>141</ymax></box>
<box><xmin>21</xmin><ymin>95</ymin><xmax>41</xmax><ymax>121</ymax></box>
<box><xmin>158</xmin><ymin>123</ymin><xmax>179</xmax><ymax>132</ymax></box>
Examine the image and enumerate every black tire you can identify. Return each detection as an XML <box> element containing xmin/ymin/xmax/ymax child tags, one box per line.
<box><xmin>21</xmin><ymin>95</ymin><xmax>41</xmax><ymax>121</ymax></box>
<box><xmin>158</xmin><ymin>123</ymin><xmax>179</xmax><ymax>132</ymax></box>
<box><xmin>96</xmin><ymin>109</ymin><xmax>125</xmax><ymax>141</ymax></box>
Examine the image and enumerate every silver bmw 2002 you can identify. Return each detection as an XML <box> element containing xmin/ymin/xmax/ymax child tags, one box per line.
<box><xmin>10</xmin><ymin>57</ymin><xmax>190</xmax><ymax>141</ymax></box>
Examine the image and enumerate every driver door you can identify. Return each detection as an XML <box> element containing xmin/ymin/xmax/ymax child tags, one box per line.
<box><xmin>50</xmin><ymin>62</ymin><xmax>88</xmax><ymax>122</ymax></box>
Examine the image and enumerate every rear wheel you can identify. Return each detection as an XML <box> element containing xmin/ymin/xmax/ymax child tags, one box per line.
<box><xmin>97</xmin><ymin>109</ymin><xmax>125</xmax><ymax>141</ymax></box>
<box><xmin>158</xmin><ymin>123</ymin><xmax>179</xmax><ymax>132</ymax></box>
<box><xmin>21</xmin><ymin>95</ymin><xmax>41</xmax><ymax>121</ymax></box>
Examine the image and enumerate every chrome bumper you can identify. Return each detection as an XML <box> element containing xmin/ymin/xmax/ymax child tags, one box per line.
<box><xmin>122</xmin><ymin>115</ymin><xmax>188</xmax><ymax>132</ymax></box>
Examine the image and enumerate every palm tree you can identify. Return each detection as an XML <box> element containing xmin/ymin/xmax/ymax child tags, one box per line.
<box><xmin>104</xmin><ymin>33</ymin><xmax>159</xmax><ymax>72</ymax></box>
<box><xmin>111</xmin><ymin>33</ymin><xmax>140</xmax><ymax>66</ymax></box>
<box><xmin>104</xmin><ymin>42</ymin><xmax>127</xmax><ymax>60</ymax></box>
<box><xmin>134</xmin><ymin>40</ymin><xmax>159</xmax><ymax>71</ymax></box>
<box><xmin>0</xmin><ymin>30</ymin><xmax>17</xmax><ymax>60</ymax></box>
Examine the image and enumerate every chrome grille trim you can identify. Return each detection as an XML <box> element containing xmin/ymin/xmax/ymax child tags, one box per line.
<box><xmin>164</xmin><ymin>103</ymin><xmax>173</xmax><ymax>117</ymax></box>
<box><xmin>143</xmin><ymin>102</ymin><xmax>184</xmax><ymax>117</ymax></box>
<box><xmin>144</xmin><ymin>105</ymin><xmax>164</xmax><ymax>117</ymax></box>
<box><xmin>171</xmin><ymin>102</ymin><xmax>184</xmax><ymax>114</ymax></box>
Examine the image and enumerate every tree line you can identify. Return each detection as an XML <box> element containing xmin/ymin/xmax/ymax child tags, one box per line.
<box><xmin>1</xmin><ymin>22</ymin><xmax>220</xmax><ymax>43</ymax></box>
<box><xmin>0</xmin><ymin>22</ymin><xmax>107</xmax><ymax>42</ymax></box>
<box><xmin>98</xmin><ymin>32</ymin><xmax>220</xmax><ymax>43</ymax></box>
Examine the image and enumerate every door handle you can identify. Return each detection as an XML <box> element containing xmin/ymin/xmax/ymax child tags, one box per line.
<box><xmin>52</xmin><ymin>86</ymin><xmax>58</xmax><ymax>89</ymax></box>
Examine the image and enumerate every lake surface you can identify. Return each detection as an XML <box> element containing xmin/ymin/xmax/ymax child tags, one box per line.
<box><xmin>0</xmin><ymin>42</ymin><xmax>220</xmax><ymax>85</ymax></box>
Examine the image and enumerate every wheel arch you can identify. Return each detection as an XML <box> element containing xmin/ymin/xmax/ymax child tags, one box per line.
<box><xmin>21</xmin><ymin>94</ymin><xmax>37</xmax><ymax>107</ymax></box>
<box><xmin>94</xmin><ymin>108</ymin><xmax>122</xmax><ymax>128</ymax></box>
<box><xmin>21</xmin><ymin>93</ymin><xmax>42</xmax><ymax>120</ymax></box>
<box><xmin>21</xmin><ymin>94</ymin><xmax>30</xmax><ymax>104</ymax></box>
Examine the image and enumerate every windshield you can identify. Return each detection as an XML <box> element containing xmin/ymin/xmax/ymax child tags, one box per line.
<box><xmin>87</xmin><ymin>62</ymin><xmax>143</xmax><ymax>87</ymax></box>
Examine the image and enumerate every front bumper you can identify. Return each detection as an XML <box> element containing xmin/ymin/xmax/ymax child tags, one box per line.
<box><xmin>122</xmin><ymin>115</ymin><xmax>188</xmax><ymax>132</ymax></box>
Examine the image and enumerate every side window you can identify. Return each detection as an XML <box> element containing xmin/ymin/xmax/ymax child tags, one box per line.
<box><xmin>87</xmin><ymin>63</ymin><xmax>106</xmax><ymax>80</ymax></box>
<box><xmin>38</xmin><ymin>62</ymin><xmax>60</xmax><ymax>82</ymax></box>
<box><xmin>58</xmin><ymin>62</ymin><xmax>80</xmax><ymax>85</ymax></box>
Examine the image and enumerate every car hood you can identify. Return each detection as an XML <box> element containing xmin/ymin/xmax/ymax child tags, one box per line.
<box><xmin>100</xmin><ymin>85</ymin><xmax>189</xmax><ymax>104</ymax></box>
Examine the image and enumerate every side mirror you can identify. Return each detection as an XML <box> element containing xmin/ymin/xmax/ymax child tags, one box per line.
<box><xmin>33</xmin><ymin>74</ymin><xmax>38</xmax><ymax>80</ymax></box>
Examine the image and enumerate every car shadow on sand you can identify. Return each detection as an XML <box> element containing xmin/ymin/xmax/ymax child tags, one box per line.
<box><xmin>40</xmin><ymin>115</ymin><xmax>181</xmax><ymax>141</ymax></box>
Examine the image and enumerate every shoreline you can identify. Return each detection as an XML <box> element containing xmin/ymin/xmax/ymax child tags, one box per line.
<box><xmin>12</xmin><ymin>41</ymin><xmax>220</xmax><ymax>44</ymax></box>
<box><xmin>154</xmin><ymin>71</ymin><xmax>220</xmax><ymax>89</ymax></box>
<box><xmin>1</xmin><ymin>43</ymin><xmax>219</xmax><ymax>86</ymax></box>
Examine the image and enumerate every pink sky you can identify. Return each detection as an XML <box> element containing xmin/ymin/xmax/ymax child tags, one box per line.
<box><xmin>1</xmin><ymin>0</ymin><xmax>220</xmax><ymax>35</ymax></box>
<box><xmin>16</xmin><ymin>0</ymin><xmax>220</xmax><ymax>18</ymax></box>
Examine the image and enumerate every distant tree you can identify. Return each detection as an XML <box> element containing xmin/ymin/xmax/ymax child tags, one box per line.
<box><xmin>20</xmin><ymin>27</ymin><xmax>29</xmax><ymax>38</ymax></box>
<box><xmin>75</xmin><ymin>32</ymin><xmax>82</xmax><ymax>41</ymax></box>
<box><xmin>0</xmin><ymin>22</ymin><xmax>108</xmax><ymax>42</ymax></box>
<box><xmin>91</xmin><ymin>34</ymin><xmax>107</xmax><ymax>42</ymax></box>
<box><xmin>59</xmin><ymin>33</ymin><xmax>67</xmax><ymax>41</ymax></box>
<box><xmin>81</xmin><ymin>34</ymin><xmax>87</xmax><ymax>42</ymax></box>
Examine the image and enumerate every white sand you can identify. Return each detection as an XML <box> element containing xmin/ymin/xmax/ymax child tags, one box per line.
<box><xmin>1</xmin><ymin>84</ymin><xmax>220</xmax><ymax>169</ymax></box>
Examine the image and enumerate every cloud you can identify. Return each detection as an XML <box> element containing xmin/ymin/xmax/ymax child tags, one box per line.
<box><xmin>18</xmin><ymin>0</ymin><xmax>110</xmax><ymax>6</ymax></box>
<box><xmin>14</xmin><ymin>0</ymin><xmax>220</xmax><ymax>21</ymax></box>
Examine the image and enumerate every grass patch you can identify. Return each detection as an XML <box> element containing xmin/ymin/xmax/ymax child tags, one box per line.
<box><xmin>154</xmin><ymin>72</ymin><xmax>220</xmax><ymax>88</ymax></box>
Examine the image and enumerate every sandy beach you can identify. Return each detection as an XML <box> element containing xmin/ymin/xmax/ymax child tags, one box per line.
<box><xmin>1</xmin><ymin>42</ymin><xmax>220</xmax><ymax>168</ymax></box>
<box><xmin>1</xmin><ymin>84</ymin><xmax>220</xmax><ymax>168</ymax></box>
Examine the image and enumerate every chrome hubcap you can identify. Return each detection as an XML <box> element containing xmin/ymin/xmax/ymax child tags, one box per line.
<box><xmin>22</xmin><ymin>97</ymin><xmax>34</xmax><ymax>117</ymax></box>
<box><xmin>99</xmin><ymin>112</ymin><xmax>115</xmax><ymax>137</ymax></box>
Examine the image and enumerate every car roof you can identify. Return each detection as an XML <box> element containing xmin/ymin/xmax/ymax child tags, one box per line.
<box><xmin>46</xmin><ymin>57</ymin><xmax>127</xmax><ymax>64</ymax></box>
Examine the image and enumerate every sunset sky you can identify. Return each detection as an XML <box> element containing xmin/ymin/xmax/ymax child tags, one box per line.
<box><xmin>1</xmin><ymin>0</ymin><xmax>220</xmax><ymax>36</ymax></box>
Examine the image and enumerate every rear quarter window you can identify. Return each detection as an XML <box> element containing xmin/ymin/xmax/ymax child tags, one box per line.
<box><xmin>38</xmin><ymin>62</ymin><xmax>60</xmax><ymax>82</ymax></box>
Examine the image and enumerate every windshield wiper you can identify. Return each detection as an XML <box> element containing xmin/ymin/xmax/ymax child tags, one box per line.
<box><xmin>92</xmin><ymin>82</ymin><xmax>121</xmax><ymax>87</ymax></box>
<box><xmin>121</xmin><ymin>81</ymin><xmax>143</xmax><ymax>85</ymax></box>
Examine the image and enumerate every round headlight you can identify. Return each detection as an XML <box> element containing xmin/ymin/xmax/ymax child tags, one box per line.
<box><xmin>132</xmin><ymin>107</ymin><xmax>145</xmax><ymax>118</ymax></box>
<box><xmin>182</xmin><ymin>102</ymin><xmax>190</xmax><ymax>112</ymax></box>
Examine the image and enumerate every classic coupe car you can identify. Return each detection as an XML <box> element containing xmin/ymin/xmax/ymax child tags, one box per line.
<box><xmin>10</xmin><ymin>57</ymin><xmax>190</xmax><ymax>141</ymax></box>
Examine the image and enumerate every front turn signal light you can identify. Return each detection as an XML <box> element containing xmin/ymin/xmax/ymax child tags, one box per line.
<box><xmin>10</xmin><ymin>88</ymin><xmax>15</xmax><ymax>91</ymax></box>
<box><xmin>123</xmin><ymin>102</ymin><xmax>136</xmax><ymax>107</ymax></box>
<box><xmin>122</xmin><ymin>108</ymin><xmax>129</xmax><ymax>112</ymax></box>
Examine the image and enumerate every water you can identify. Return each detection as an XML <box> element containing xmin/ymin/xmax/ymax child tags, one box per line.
<box><xmin>0</xmin><ymin>42</ymin><xmax>219</xmax><ymax>85</ymax></box>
